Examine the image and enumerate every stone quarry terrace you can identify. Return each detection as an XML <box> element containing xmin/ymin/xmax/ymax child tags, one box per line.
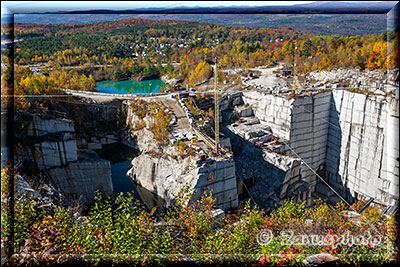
<box><xmin>19</xmin><ymin>81</ymin><xmax>399</xmax><ymax>212</ymax></box>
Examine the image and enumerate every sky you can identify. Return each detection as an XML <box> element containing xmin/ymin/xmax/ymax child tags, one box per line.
<box><xmin>1</xmin><ymin>1</ymin><xmax>384</xmax><ymax>15</ymax></box>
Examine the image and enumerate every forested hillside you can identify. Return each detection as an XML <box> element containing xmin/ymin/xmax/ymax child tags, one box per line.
<box><xmin>2</xmin><ymin>18</ymin><xmax>398</xmax><ymax>100</ymax></box>
<box><xmin>14</xmin><ymin>13</ymin><xmax>389</xmax><ymax>36</ymax></box>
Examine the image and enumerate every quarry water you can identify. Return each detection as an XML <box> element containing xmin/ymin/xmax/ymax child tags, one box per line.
<box><xmin>97</xmin><ymin>143</ymin><xmax>164</xmax><ymax>212</ymax></box>
<box><xmin>110</xmin><ymin>161</ymin><xmax>136</xmax><ymax>194</ymax></box>
<box><xmin>96</xmin><ymin>143</ymin><xmax>140</xmax><ymax>196</ymax></box>
<box><xmin>96</xmin><ymin>79</ymin><xmax>165</xmax><ymax>95</ymax></box>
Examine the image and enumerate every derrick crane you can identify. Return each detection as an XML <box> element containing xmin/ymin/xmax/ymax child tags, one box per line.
<box><xmin>292</xmin><ymin>44</ymin><xmax>298</xmax><ymax>92</ymax></box>
<box><xmin>292</xmin><ymin>43</ymin><xmax>303</xmax><ymax>94</ymax></box>
<box><xmin>214</xmin><ymin>57</ymin><xmax>220</xmax><ymax>155</ymax></box>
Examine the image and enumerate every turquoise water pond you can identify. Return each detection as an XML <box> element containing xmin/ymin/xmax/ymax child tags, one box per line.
<box><xmin>96</xmin><ymin>79</ymin><xmax>165</xmax><ymax>95</ymax></box>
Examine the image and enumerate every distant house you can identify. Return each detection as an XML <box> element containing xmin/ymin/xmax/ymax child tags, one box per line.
<box><xmin>242</xmin><ymin>71</ymin><xmax>253</xmax><ymax>78</ymax></box>
<box><xmin>280</xmin><ymin>70</ymin><xmax>292</xmax><ymax>77</ymax></box>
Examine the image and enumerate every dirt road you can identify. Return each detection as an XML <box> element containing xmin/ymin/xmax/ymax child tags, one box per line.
<box><xmin>157</xmin><ymin>96</ymin><xmax>191</xmax><ymax>132</ymax></box>
<box><xmin>246</xmin><ymin>64</ymin><xmax>282</xmax><ymax>89</ymax></box>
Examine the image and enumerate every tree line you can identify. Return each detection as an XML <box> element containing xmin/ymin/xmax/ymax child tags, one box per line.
<box><xmin>7</xmin><ymin>18</ymin><xmax>398</xmax><ymax>94</ymax></box>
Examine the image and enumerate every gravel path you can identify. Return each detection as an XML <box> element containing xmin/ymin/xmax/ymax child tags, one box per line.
<box><xmin>246</xmin><ymin>64</ymin><xmax>282</xmax><ymax>89</ymax></box>
<box><xmin>159</xmin><ymin>96</ymin><xmax>191</xmax><ymax>132</ymax></box>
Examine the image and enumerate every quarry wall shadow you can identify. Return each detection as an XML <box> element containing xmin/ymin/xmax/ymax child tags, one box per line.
<box><xmin>322</xmin><ymin>91</ymin><xmax>355</xmax><ymax>205</ymax></box>
<box><xmin>221</xmin><ymin>125</ymin><xmax>286</xmax><ymax>210</ymax></box>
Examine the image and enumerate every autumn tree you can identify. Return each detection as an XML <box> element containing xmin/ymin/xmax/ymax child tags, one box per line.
<box><xmin>367</xmin><ymin>41</ymin><xmax>387</xmax><ymax>70</ymax></box>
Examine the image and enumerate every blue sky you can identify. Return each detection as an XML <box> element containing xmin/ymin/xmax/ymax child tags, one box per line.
<box><xmin>1</xmin><ymin>1</ymin><xmax>384</xmax><ymax>15</ymax></box>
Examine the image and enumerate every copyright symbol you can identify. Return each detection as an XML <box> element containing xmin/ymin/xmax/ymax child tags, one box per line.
<box><xmin>257</xmin><ymin>229</ymin><xmax>273</xmax><ymax>245</ymax></box>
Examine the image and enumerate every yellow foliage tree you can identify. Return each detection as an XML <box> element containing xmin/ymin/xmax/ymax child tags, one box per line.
<box><xmin>367</xmin><ymin>41</ymin><xmax>387</xmax><ymax>70</ymax></box>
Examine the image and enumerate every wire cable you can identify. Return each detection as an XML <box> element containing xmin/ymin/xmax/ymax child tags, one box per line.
<box><xmin>281</xmin><ymin>140</ymin><xmax>385</xmax><ymax>238</ymax></box>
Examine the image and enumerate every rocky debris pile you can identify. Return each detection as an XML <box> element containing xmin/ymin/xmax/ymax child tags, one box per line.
<box><xmin>77</xmin><ymin>133</ymin><xmax>119</xmax><ymax>150</ymax></box>
<box><xmin>228</xmin><ymin>118</ymin><xmax>273</xmax><ymax>146</ymax></box>
<box><xmin>178</xmin><ymin>98</ymin><xmax>195</xmax><ymax>126</ymax></box>
<box><xmin>160</xmin><ymin>75</ymin><xmax>182</xmax><ymax>85</ymax></box>
<box><xmin>15</xmin><ymin>175</ymin><xmax>61</xmax><ymax>212</ymax></box>
<box><xmin>307</xmin><ymin>68</ymin><xmax>398</xmax><ymax>90</ymax></box>
<box><xmin>14</xmin><ymin>175</ymin><xmax>88</xmax><ymax>224</ymax></box>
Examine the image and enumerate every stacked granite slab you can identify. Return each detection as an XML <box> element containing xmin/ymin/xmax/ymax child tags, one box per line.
<box><xmin>289</xmin><ymin>92</ymin><xmax>332</xmax><ymax>205</ymax></box>
<box><xmin>279</xmin><ymin>159</ymin><xmax>309</xmax><ymax>202</ymax></box>
<box><xmin>25</xmin><ymin>115</ymin><xmax>78</xmax><ymax>170</ymax></box>
<box><xmin>385</xmin><ymin>93</ymin><xmax>399</xmax><ymax>205</ymax></box>
<box><xmin>194</xmin><ymin>158</ymin><xmax>238</xmax><ymax>210</ymax></box>
<box><xmin>242</xmin><ymin>91</ymin><xmax>293</xmax><ymax>139</ymax></box>
<box><xmin>21</xmin><ymin>114</ymin><xmax>113</xmax><ymax>202</ymax></box>
<box><xmin>325</xmin><ymin>90</ymin><xmax>398</xmax><ymax>206</ymax></box>
<box><xmin>27</xmin><ymin>115</ymin><xmax>75</xmax><ymax>137</ymax></box>
<box><xmin>227</xmin><ymin>118</ymin><xmax>273</xmax><ymax>145</ymax></box>
<box><xmin>241</xmin><ymin>89</ymin><xmax>398</xmax><ymax>207</ymax></box>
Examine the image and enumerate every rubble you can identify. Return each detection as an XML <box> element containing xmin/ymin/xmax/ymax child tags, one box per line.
<box><xmin>307</xmin><ymin>68</ymin><xmax>398</xmax><ymax>89</ymax></box>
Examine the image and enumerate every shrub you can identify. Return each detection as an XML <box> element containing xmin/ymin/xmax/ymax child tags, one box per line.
<box><xmin>272</xmin><ymin>199</ymin><xmax>306</xmax><ymax>231</ymax></box>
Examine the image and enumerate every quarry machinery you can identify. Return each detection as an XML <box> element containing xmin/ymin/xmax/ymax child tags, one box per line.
<box><xmin>214</xmin><ymin>57</ymin><xmax>221</xmax><ymax>155</ymax></box>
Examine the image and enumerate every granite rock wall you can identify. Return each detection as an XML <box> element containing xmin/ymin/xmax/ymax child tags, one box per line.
<box><xmin>127</xmin><ymin>146</ymin><xmax>238</xmax><ymax>211</ymax></box>
<box><xmin>242</xmin><ymin>91</ymin><xmax>293</xmax><ymax>139</ymax></box>
<box><xmin>17</xmin><ymin>114</ymin><xmax>113</xmax><ymax>202</ymax></box>
<box><xmin>48</xmin><ymin>159</ymin><xmax>112</xmax><ymax>202</ymax></box>
<box><xmin>325</xmin><ymin>90</ymin><xmax>398</xmax><ymax>206</ymax></box>
<box><xmin>126</xmin><ymin>102</ymin><xmax>239</xmax><ymax>211</ymax></box>
<box><xmin>242</xmin><ymin>90</ymin><xmax>399</xmax><ymax>206</ymax></box>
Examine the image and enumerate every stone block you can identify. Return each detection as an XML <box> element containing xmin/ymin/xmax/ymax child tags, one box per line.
<box><xmin>198</xmin><ymin>166</ymin><xmax>210</xmax><ymax>174</ymax></box>
<box><xmin>87</xmin><ymin>142</ymin><xmax>102</xmax><ymax>150</ymax></box>
<box><xmin>195</xmin><ymin>173</ymin><xmax>210</xmax><ymax>188</ymax></box>
<box><xmin>237</xmin><ymin>106</ymin><xmax>254</xmax><ymax>117</ymax></box>
<box><xmin>211</xmin><ymin>178</ymin><xmax>237</xmax><ymax>194</ymax></box>
<box><xmin>314</xmin><ymin>112</ymin><xmax>329</xmax><ymax>121</ymax></box>
<box><xmin>314</xmin><ymin>103</ymin><xmax>330</xmax><ymax>114</ymax></box>
<box><xmin>28</xmin><ymin>115</ymin><xmax>75</xmax><ymax>137</ymax></box>
<box><xmin>48</xmin><ymin>159</ymin><xmax>112</xmax><ymax>202</ymax></box>
<box><xmin>353</xmin><ymin>93</ymin><xmax>367</xmax><ymax>111</ymax></box>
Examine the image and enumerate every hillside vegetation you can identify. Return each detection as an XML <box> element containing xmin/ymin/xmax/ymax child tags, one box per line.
<box><xmin>1</xmin><ymin>169</ymin><xmax>398</xmax><ymax>266</ymax></box>
<box><xmin>2</xmin><ymin>19</ymin><xmax>396</xmax><ymax>100</ymax></box>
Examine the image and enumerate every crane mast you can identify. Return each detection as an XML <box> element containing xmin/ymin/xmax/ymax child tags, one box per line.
<box><xmin>214</xmin><ymin>57</ymin><xmax>220</xmax><ymax>154</ymax></box>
